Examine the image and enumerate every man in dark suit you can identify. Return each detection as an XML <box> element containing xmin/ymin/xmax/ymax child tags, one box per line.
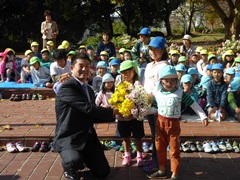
<box><xmin>53</xmin><ymin>53</ymin><xmax>118</xmax><ymax>180</ymax></box>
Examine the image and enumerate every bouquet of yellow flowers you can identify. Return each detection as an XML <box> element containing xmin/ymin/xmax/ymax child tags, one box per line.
<box><xmin>108</xmin><ymin>81</ymin><xmax>150</xmax><ymax>120</ymax></box>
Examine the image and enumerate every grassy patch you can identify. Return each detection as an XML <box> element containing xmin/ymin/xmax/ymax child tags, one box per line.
<box><xmin>167</xmin><ymin>33</ymin><xmax>224</xmax><ymax>44</ymax></box>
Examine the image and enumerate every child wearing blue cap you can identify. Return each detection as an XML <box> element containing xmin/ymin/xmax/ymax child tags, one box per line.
<box><xmin>206</xmin><ymin>63</ymin><xmax>228</xmax><ymax>121</ymax></box>
<box><xmin>147</xmin><ymin>65</ymin><xmax>208</xmax><ymax>179</ymax></box>
<box><xmin>95</xmin><ymin>73</ymin><xmax>115</xmax><ymax>107</ymax></box>
<box><xmin>196</xmin><ymin>65</ymin><xmax>213</xmax><ymax>109</ymax></box>
<box><xmin>132</xmin><ymin>27</ymin><xmax>151</xmax><ymax>83</ymax></box>
<box><xmin>109</xmin><ymin>58</ymin><xmax>120</xmax><ymax>80</ymax></box>
<box><xmin>92</xmin><ymin>61</ymin><xmax>108</xmax><ymax>95</ymax></box>
<box><xmin>175</xmin><ymin>64</ymin><xmax>186</xmax><ymax>80</ymax></box>
<box><xmin>227</xmin><ymin>77</ymin><xmax>240</xmax><ymax>121</ymax></box>
<box><xmin>143</xmin><ymin>36</ymin><xmax>169</xmax><ymax>172</ymax></box>
<box><xmin>180</xmin><ymin>74</ymin><xmax>199</xmax><ymax>115</ymax></box>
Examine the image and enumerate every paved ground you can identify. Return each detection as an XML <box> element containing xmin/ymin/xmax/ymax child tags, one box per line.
<box><xmin>0</xmin><ymin>99</ymin><xmax>240</xmax><ymax>180</ymax></box>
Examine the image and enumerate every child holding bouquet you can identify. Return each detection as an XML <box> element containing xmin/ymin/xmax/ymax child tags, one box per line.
<box><xmin>147</xmin><ymin>65</ymin><xmax>208</xmax><ymax>179</ymax></box>
<box><xmin>115</xmin><ymin>60</ymin><xmax>145</xmax><ymax>167</ymax></box>
<box><xmin>95</xmin><ymin>73</ymin><xmax>115</xmax><ymax>107</ymax></box>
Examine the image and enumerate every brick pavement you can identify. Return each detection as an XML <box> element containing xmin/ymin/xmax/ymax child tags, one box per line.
<box><xmin>0</xmin><ymin>99</ymin><xmax>240</xmax><ymax>180</ymax></box>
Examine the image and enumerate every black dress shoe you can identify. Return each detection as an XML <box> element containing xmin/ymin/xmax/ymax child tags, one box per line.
<box><xmin>64</xmin><ymin>171</ymin><xmax>80</xmax><ymax>180</ymax></box>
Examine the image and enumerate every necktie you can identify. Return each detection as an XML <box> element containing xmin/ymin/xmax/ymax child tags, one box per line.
<box><xmin>82</xmin><ymin>83</ymin><xmax>90</xmax><ymax>102</ymax></box>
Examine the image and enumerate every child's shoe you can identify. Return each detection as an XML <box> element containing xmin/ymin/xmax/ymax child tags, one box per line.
<box><xmin>142</xmin><ymin>141</ymin><xmax>150</xmax><ymax>153</ymax></box>
<box><xmin>136</xmin><ymin>155</ymin><xmax>144</xmax><ymax>167</ymax></box>
<box><xmin>130</xmin><ymin>141</ymin><xmax>137</xmax><ymax>153</ymax></box>
<box><xmin>39</xmin><ymin>142</ymin><xmax>49</xmax><ymax>152</ymax></box>
<box><xmin>217</xmin><ymin>140</ymin><xmax>227</xmax><ymax>152</ymax></box>
<box><xmin>195</xmin><ymin>141</ymin><xmax>204</xmax><ymax>152</ymax></box>
<box><xmin>225</xmin><ymin>139</ymin><xmax>233</xmax><ymax>151</ymax></box>
<box><xmin>31</xmin><ymin>141</ymin><xmax>41</xmax><ymax>152</ymax></box>
<box><xmin>202</xmin><ymin>141</ymin><xmax>213</xmax><ymax>153</ymax></box>
<box><xmin>15</xmin><ymin>141</ymin><xmax>27</xmax><ymax>152</ymax></box>
<box><xmin>122</xmin><ymin>155</ymin><xmax>131</xmax><ymax>166</ymax></box>
<box><xmin>232</xmin><ymin>141</ymin><xmax>240</xmax><ymax>153</ymax></box>
<box><xmin>119</xmin><ymin>142</ymin><xmax>124</xmax><ymax>152</ymax></box>
<box><xmin>6</xmin><ymin>142</ymin><xmax>18</xmax><ymax>153</ymax></box>
<box><xmin>209</xmin><ymin>140</ymin><xmax>220</xmax><ymax>152</ymax></box>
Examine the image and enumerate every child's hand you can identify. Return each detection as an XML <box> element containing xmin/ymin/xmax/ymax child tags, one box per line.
<box><xmin>235</xmin><ymin>108</ymin><xmax>240</xmax><ymax>114</ymax></box>
<box><xmin>202</xmin><ymin>118</ymin><xmax>209</xmax><ymax>126</ymax></box>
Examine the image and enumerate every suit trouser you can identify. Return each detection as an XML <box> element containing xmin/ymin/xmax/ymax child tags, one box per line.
<box><xmin>60</xmin><ymin>133</ymin><xmax>110</xmax><ymax>178</ymax></box>
<box><xmin>147</xmin><ymin>114</ymin><xmax>158</xmax><ymax>166</ymax></box>
<box><xmin>155</xmin><ymin>115</ymin><xmax>181</xmax><ymax>174</ymax></box>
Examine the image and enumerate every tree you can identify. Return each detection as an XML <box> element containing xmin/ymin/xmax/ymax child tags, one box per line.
<box><xmin>207</xmin><ymin>0</ymin><xmax>240</xmax><ymax>39</ymax></box>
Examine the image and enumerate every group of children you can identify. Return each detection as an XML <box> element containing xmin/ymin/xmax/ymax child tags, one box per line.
<box><xmin>1</xmin><ymin>28</ymin><xmax>240</xmax><ymax>179</ymax></box>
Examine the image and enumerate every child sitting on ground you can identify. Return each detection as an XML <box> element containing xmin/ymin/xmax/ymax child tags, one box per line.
<box><xmin>180</xmin><ymin>74</ymin><xmax>198</xmax><ymax>115</ymax></box>
<box><xmin>206</xmin><ymin>63</ymin><xmax>228</xmax><ymax>121</ymax></box>
<box><xmin>30</xmin><ymin>57</ymin><xmax>52</xmax><ymax>88</ymax></box>
<box><xmin>19</xmin><ymin>50</ymin><xmax>34</xmax><ymax>83</ymax></box>
<box><xmin>147</xmin><ymin>65</ymin><xmax>208</xmax><ymax>180</ymax></box>
<box><xmin>0</xmin><ymin>52</ymin><xmax>18</xmax><ymax>82</ymax></box>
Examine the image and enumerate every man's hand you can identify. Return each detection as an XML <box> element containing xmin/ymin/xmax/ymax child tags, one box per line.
<box><xmin>59</xmin><ymin>73</ymin><xmax>71</xmax><ymax>83</ymax></box>
<box><xmin>235</xmin><ymin>107</ymin><xmax>240</xmax><ymax>114</ymax></box>
<box><xmin>202</xmin><ymin>118</ymin><xmax>209</xmax><ymax>126</ymax></box>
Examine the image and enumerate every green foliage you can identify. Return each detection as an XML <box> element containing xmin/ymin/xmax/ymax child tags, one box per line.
<box><xmin>83</xmin><ymin>35</ymin><xmax>101</xmax><ymax>48</ymax></box>
<box><xmin>113</xmin><ymin>20</ymin><xmax>127</xmax><ymax>35</ymax></box>
<box><xmin>112</xmin><ymin>34</ymin><xmax>137</xmax><ymax>49</ymax></box>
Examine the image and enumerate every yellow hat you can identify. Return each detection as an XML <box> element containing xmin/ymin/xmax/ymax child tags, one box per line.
<box><xmin>170</xmin><ymin>50</ymin><xmax>180</xmax><ymax>56</ymax></box>
<box><xmin>61</xmin><ymin>40</ymin><xmax>70</xmax><ymax>49</ymax></box>
<box><xmin>200</xmin><ymin>49</ymin><xmax>208</xmax><ymax>55</ymax></box>
<box><xmin>78</xmin><ymin>45</ymin><xmax>86</xmax><ymax>49</ymax></box>
<box><xmin>119</xmin><ymin>48</ymin><xmax>126</xmax><ymax>54</ymax></box>
<box><xmin>31</xmin><ymin>41</ymin><xmax>39</xmax><ymax>47</ymax></box>
<box><xmin>100</xmin><ymin>51</ymin><xmax>109</xmax><ymax>56</ymax></box>
<box><xmin>224</xmin><ymin>49</ymin><xmax>235</xmax><ymax>56</ymax></box>
<box><xmin>46</xmin><ymin>40</ymin><xmax>54</xmax><ymax>46</ymax></box>
<box><xmin>24</xmin><ymin>50</ymin><xmax>33</xmax><ymax>56</ymax></box>
<box><xmin>58</xmin><ymin>45</ymin><xmax>65</xmax><ymax>50</ymax></box>
<box><xmin>41</xmin><ymin>48</ymin><xmax>49</xmax><ymax>53</ymax></box>
<box><xmin>195</xmin><ymin>46</ymin><xmax>203</xmax><ymax>53</ymax></box>
<box><xmin>5</xmin><ymin>48</ymin><xmax>15</xmax><ymax>55</ymax></box>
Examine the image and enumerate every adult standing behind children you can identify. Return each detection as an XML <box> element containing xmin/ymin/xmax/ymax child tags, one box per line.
<box><xmin>41</xmin><ymin>10</ymin><xmax>59</xmax><ymax>49</ymax></box>
<box><xmin>180</xmin><ymin>34</ymin><xmax>195</xmax><ymax>60</ymax></box>
<box><xmin>53</xmin><ymin>53</ymin><xmax>119</xmax><ymax>180</ymax></box>
<box><xmin>143</xmin><ymin>36</ymin><xmax>169</xmax><ymax>173</ymax></box>
<box><xmin>96</xmin><ymin>32</ymin><xmax>116</xmax><ymax>58</ymax></box>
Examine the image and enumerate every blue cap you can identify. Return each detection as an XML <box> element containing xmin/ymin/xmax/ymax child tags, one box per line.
<box><xmin>188</xmin><ymin>68</ymin><xmax>198</xmax><ymax>75</ymax></box>
<box><xmin>86</xmin><ymin>45</ymin><xmax>94</xmax><ymax>50</ymax></box>
<box><xmin>175</xmin><ymin>64</ymin><xmax>186</xmax><ymax>72</ymax></box>
<box><xmin>181</xmin><ymin>74</ymin><xmax>193</xmax><ymax>83</ymax></box>
<box><xmin>159</xmin><ymin>65</ymin><xmax>177</xmax><ymax>79</ymax></box>
<box><xmin>96</xmin><ymin>61</ymin><xmax>108</xmax><ymax>69</ymax></box>
<box><xmin>225</xmin><ymin>67</ymin><xmax>235</xmax><ymax>75</ymax></box>
<box><xmin>102</xmin><ymin>73</ymin><xmax>114</xmax><ymax>83</ymax></box>
<box><xmin>206</xmin><ymin>64</ymin><xmax>213</xmax><ymax>70</ymax></box>
<box><xmin>138</xmin><ymin>27</ymin><xmax>151</xmax><ymax>36</ymax></box>
<box><xmin>230</xmin><ymin>77</ymin><xmax>240</xmax><ymax>92</ymax></box>
<box><xmin>109</xmin><ymin>58</ymin><xmax>120</xmax><ymax>66</ymax></box>
<box><xmin>149</xmin><ymin>36</ymin><xmax>168</xmax><ymax>49</ymax></box>
<box><xmin>212</xmin><ymin>63</ymin><xmax>224</xmax><ymax>71</ymax></box>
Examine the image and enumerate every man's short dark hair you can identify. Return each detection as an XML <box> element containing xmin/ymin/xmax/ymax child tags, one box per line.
<box><xmin>53</xmin><ymin>49</ymin><xmax>67</xmax><ymax>61</ymax></box>
<box><xmin>71</xmin><ymin>53</ymin><xmax>90</xmax><ymax>66</ymax></box>
<box><xmin>44</xmin><ymin>10</ymin><xmax>52</xmax><ymax>17</ymax></box>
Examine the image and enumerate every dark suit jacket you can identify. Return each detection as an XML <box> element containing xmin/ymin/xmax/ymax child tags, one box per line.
<box><xmin>53</xmin><ymin>77</ymin><xmax>114</xmax><ymax>152</ymax></box>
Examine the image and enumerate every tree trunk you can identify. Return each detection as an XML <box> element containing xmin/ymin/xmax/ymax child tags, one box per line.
<box><xmin>224</xmin><ymin>20</ymin><xmax>233</xmax><ymax>40</ymax></box>
<box><xmin>165</xmin><ymin>12</ymin><xmax>172</xmax><ymax>36</ymax></box>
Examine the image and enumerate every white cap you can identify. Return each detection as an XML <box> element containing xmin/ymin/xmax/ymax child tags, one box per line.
<box><xmin>182</xmin><ymin>34</ymin><xmax>192</xmax><ymax>41</ymax></box>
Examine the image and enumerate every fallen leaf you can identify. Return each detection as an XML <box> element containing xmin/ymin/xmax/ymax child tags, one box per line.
<box><xmin>2</xmin><ymin>114</ymin><xmax>10</xmax><ymax>118</ymax></box>
<box><xmin>35</xmin><ymin>124</ymin><xmax>39</xmax><ymax>128</ymax></box>
<box><xmin>1</xmin><ymin>125</ymin><xmax>11</xmax><ymax>130</ymax></box>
